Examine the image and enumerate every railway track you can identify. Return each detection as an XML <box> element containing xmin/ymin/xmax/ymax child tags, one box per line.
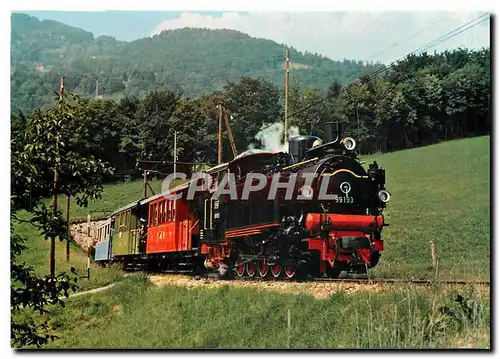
<box><xmin>312</xmin><ymin>277</ymin><xmax>490</xmax><ymax>286</ymax></box>
<box><xmin>144</xmin><ymin>270</ymin><xmax>490</xmax><ymax>287</ymax></box>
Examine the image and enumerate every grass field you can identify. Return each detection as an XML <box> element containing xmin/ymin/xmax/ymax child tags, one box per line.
<box><xmin>13</xmin><ymin>136</ymin><xmax>491</xmax><ymax>349</ymax></box>
<box><xmin>363</xmin><ymin>136</ymin><xmax>490</xmax><ymax>280</ymax></box>
<box><xmin>61</xmin><ymin>179</ymin><xmax>163</xmax><ymax>222</ymax></box>
<box><xmin>39</xmin><ymin>275</ymin><xmax>489</xmax><ymax>349</ymax></box>
<box><xmin>15</xmin><ymin>215</ymin><xmax>123</xmax><ymax>292</ymax></box>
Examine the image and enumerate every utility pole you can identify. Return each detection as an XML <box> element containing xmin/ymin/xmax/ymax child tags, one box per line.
<box><xmin>222</xmin><ymin>105</ymin><xmax>238</xmax><ymax>158</ymax></box>
<box><xmin>66</xmin><ymin>195</ymin><xmax>70</xmax><ymax>262</ymax></box>
<box><xmin>50</xmin><ymin>77</ymin><xmax>64</xmax><ymax>276</ymax></box>
<box><xmin>173</xmin><ymin>131</ymin><xmax>178</xmax><ymax>179</ymax></box>
<box><xmin>96</xmin><ymin>79</ymin><xmax>99</xmax><ymax>98</ymax></box>
<box><xmin>284</xmin><ymin>48</ymin><xmax>290</xmax><ymax>145</ymax></box>
<box><xmin>143</xmin><ymin>169</ymin><xmax>148</xmax><ymax>198</ymax></box>
<box><xmin>218</xmin><ymin>104</ymin><xmax>223</xmax><ymax>165</ymax></box>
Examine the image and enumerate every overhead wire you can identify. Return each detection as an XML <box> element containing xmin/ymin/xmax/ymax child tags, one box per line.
<box><xmin>258</xmin><ymin>11</ymin><xmax>490</xmax><ymax>133</ymax></box>
<box><xmin>365</xmin><ymin>14</ymin><xmax>453</xmax><ymax>62</ymax></box>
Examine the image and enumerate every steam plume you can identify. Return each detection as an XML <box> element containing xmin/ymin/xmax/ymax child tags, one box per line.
<box><xmin>250</xmin><ymin>123</ymin><xmax>301</xmax><ymax>152</ymax></box>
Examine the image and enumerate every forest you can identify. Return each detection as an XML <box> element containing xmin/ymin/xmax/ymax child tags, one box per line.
<box><xmin>10</xmin><ymin>13</ymin><xmax>490</xmax><ymax>184</ymax></box>
<box><xmin>12</xmin><ymin>46</ymin><xmax>491</xmax><ymax>186</ymax></box>
<box><xmin>11</xmin><ymin>13</ymin><xmax>383</xmax><ymax>114</ymax></box>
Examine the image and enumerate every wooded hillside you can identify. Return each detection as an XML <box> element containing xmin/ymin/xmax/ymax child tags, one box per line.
<box><xmin>11</xmin><ymin>13</ymin><xmax>383</xmax><ymax>114</ymax></box>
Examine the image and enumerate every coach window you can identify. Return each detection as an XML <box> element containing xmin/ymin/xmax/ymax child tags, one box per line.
<box><xmin>165</xmin><ymin>200</ymin><xmax>169</xmax><ymax>223</ymax></box>
<box><xmin>161</xmin><ymin>201</ymin><xmax>166</xmax><ymax>224</ymax></box>
<box><xmin>123</xmin><ymin>211</ymin><xmax>127</xmax><ymax>231</ymax></box>
<box><xmin>157</xmin><ymin>202</ymin><xmax>161</xmax><ymax>225</ymax></box>
<box><xmin>164</xmin><ymin>200</ymin><xmax>168</xmax><ymax>223</ymax></box>
<box><xmin>156</xmin><ymin>202</ymin><xmax>162</xmax><ymax>224</ymax></box>
<box><xmin>158</xmin><ymin>202</ymin><xmax>162</xmax><ymax>225</ymax></box>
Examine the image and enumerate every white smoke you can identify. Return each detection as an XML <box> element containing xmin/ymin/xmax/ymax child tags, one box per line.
<box><xmin>254</xmin><ymin>123</ymin><xmax>284</xmax><ymax>152</ymax></box>
<box><xmin>250</xmin><ymin>123</ymin><xmax>301</xmax><ymax>152</ymax></box>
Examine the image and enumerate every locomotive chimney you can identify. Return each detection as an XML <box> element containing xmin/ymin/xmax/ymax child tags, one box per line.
<box><xmin>324</xmin><ymin>120</ymin><xmax>341</xmax><ymax>144</ymax></box>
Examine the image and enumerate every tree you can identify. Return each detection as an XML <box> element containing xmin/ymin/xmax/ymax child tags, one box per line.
<box><xmin>223</xmin><ymin>77</ymin><xmax>282</xmax><ymax>150</ymax></box>
<box><xmin>136</xmin><ymin>90</ymin><xmax>180</xmax><ymax>160</ymax></box>
<box><xmin>11</xmin><ymin>90</ymin><xmax>113</xmax><ymax>346</ymax></box>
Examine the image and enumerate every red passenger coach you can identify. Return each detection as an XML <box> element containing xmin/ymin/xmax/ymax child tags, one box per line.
<box><xmin>144</xmin><ymin>188</ymin><xmax>199</xmax><ymax>255</ymax></box>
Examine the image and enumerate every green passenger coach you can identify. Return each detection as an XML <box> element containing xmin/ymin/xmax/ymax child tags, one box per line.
<box><xmin>110</xmin><ymin>200</ymin><xmax>147</xmax><ymax>257</ymax></box>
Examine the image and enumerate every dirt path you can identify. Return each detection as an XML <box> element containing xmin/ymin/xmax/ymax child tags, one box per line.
<box><xmin>65</xmin><ymin>283</ymin><xmax>115</xmax><ymax>299</ymax></box>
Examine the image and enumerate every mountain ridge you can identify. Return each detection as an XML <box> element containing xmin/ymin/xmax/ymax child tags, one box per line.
<box><xmin>11</xmin><ymin>13</ymin><xmax>384</xmax><ymax>114</ymax></box>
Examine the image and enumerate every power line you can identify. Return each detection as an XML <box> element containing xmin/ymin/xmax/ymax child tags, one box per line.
<box><xmin>269</xmin><ymin>11</ymin><xmax>490</xmax><ymax>130</ymax></box>
<box><xmin>345</xmin><ymin>12</ymin><xmax>489</xmax><ymax>89</ymax></box>
<box><xmin>365</xmin><ymin>14</ymin><xmax>452</xmax><ymax>62</ymax></box>
<box><xmin>422</xmin><ymin>16</ymin><xmax>490</xmax><ymax>51</ymax></box>
<box><xmin>410</xmin><ymin>12</ymin><xmax>489</xmax><ymax>56</ymax></box>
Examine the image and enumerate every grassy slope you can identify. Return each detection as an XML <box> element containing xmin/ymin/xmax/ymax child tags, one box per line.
<box><xmin>363</xmin><ymin>136</ymin><xmax>490</xmax><ymax>280</ymax></box>
<box><xmin>15</xmin><ymin>218</ymin><xmax>123</xmax><ymax>292</ymax></box>
<box><xmin>62</xmin><ymin>179</ymin><xmax>163</xmax><ymax>221</ymax></box>
<box><xmin>44</xmin><ymin>275</ymin><xmax>489</xmax><ymax>349</ymax></box>
<box><xmin>16</xmin><ymin>179</ymin><xmax>163</xmax><ymax>291</ymax></box>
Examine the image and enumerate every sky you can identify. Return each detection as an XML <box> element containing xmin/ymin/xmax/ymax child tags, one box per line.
<box><xmin>19</xmin><ymin>11</ymin><xmax>490</xmax><ymax>64</ymax></box>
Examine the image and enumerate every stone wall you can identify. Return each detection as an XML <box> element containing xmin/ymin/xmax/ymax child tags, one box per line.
<box><xmin>70</xmin><ymin>220</ymin><xmax>109</xmax><ymax>250</ymax></box>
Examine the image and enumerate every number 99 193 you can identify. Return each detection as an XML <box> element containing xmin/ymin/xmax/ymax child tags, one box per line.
<box><xmin>335</xmin><ymin>196</ymin><xmax>354</xmax><ymax>204</ymax></box>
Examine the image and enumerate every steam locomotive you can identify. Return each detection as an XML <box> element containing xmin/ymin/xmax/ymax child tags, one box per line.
<box><xmin>93</xmin><ymin>122</ymin><xmax>390</xmax><ymax>279</ymax></box>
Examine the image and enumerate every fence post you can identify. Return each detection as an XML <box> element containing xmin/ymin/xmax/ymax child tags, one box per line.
<box><xmin>87</xmin><ymin>214</ymin><xmax>91</xmax><ymax>236</ymax></box>
<box><xmin>66</xmin><ymin>195</ymin><xmax>70</xmax><ymax>262</ymax></box>
<box><xmin>287</xmin><ymin>308</ymin><xmax>291</xmax><ymax>349</ymax></box>
<box><xmin>430</xmin><ymin>240</ymin><xmax>437</xmax><ymax>268</ymax></box>
<box><xmin>87</xmin><ymin>246</ymin><xmax>91</xmax><ymax>280</ymax></box>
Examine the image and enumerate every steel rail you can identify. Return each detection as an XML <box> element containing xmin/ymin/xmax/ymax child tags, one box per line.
<box><xmin>312</xmin><ymin>277</ymin><xmax>490</xmax><ymax>286</ymax></box>
<box><xmin>164</xmin><ymin>272</ymin><xmax>491</xmax><ymax>286</ymax></box>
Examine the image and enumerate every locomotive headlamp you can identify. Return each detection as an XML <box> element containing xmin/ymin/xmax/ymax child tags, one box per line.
<box><xmin>378</xmin><ymin>190</ymin><xmax>391</xmax><ymax>203</ymax></box>
<box><xmin>343</xmin><ymin>137</ymin><xmax>356</xmax><ymax>151</ymax></box>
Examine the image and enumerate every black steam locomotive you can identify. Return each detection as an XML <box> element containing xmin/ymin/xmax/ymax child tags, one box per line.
<box><xmin>199</xmin><ymin>122</ymin><xmax>390</xmax><ymax>278</ymax></box>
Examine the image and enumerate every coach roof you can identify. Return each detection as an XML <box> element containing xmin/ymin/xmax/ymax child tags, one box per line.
<box><xmin>109</xmin><ymin>199</ymin><xmax>142</xmax><ymax>217</ymax></box>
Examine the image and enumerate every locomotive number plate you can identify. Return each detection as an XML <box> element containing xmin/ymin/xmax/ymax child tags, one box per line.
<box><xmin>335</xmin><ymin>196</ymin><xmax>354</xmax><ymax>204</ymax></box>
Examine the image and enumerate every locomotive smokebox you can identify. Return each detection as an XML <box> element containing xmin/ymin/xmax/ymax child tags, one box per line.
<box><xmin>288</xmin><ymin>135</ymin><xmax>320</xmax><ymax>163</ymax></box>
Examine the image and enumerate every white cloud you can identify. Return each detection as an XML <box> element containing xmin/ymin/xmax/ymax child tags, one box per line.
<box><xmin>150</xmin><ymin>11</ymin><xmax>490</xmax><ymax>64</ymax></box>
